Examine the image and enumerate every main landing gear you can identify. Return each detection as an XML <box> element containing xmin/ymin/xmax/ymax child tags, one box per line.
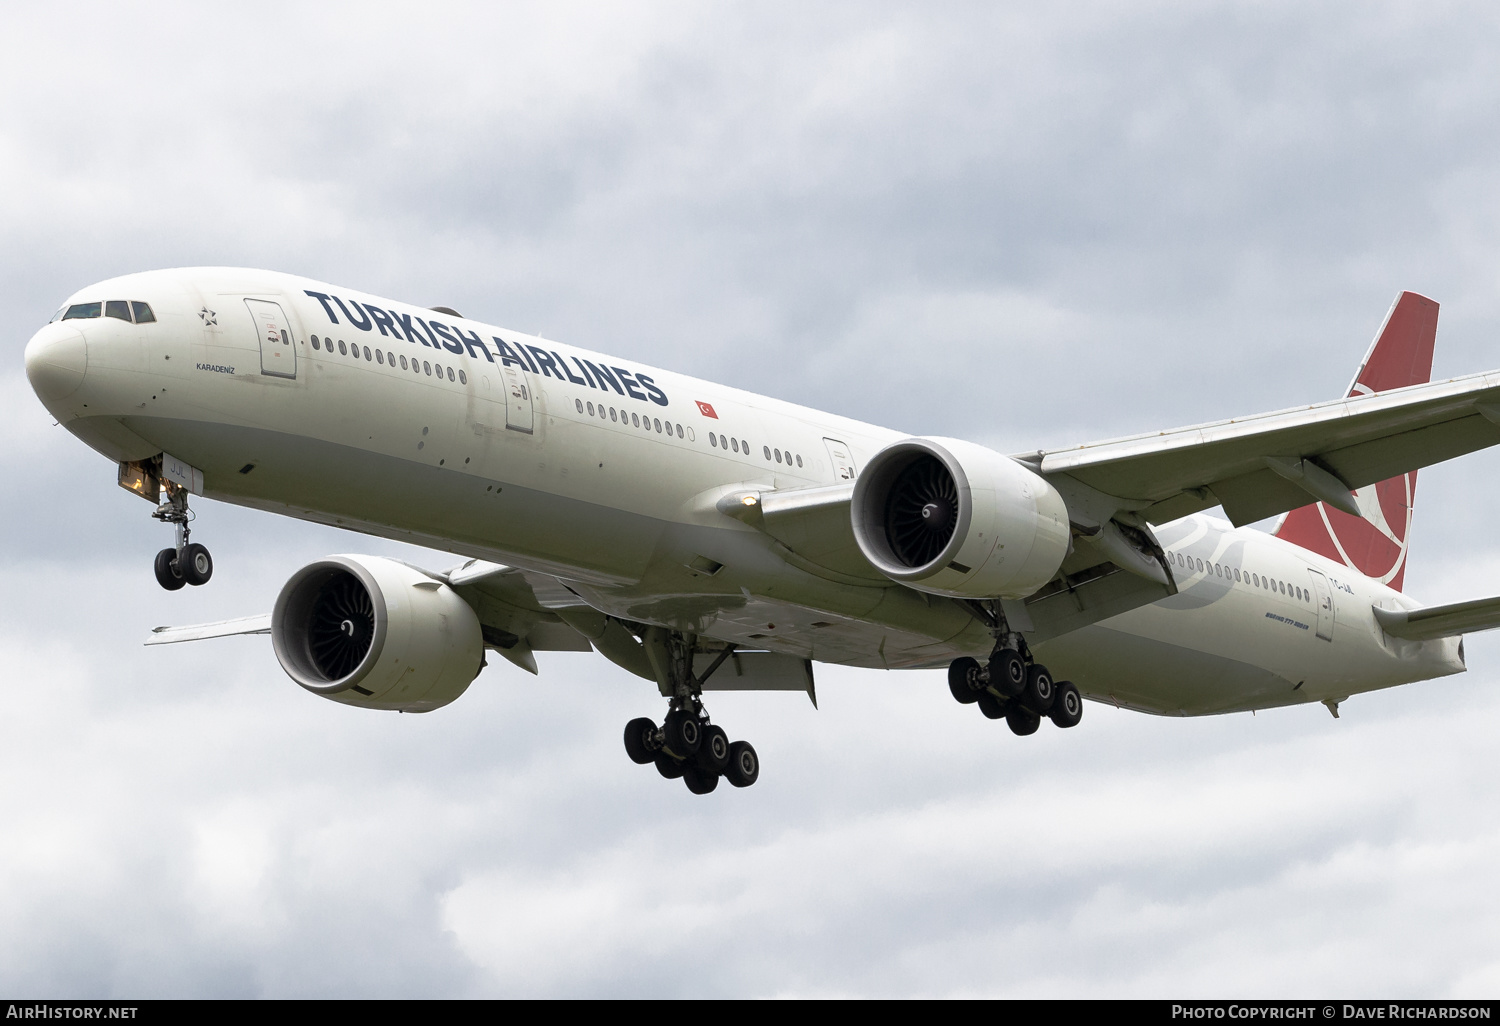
<box><xmin>622</xmin><ymin>635</ymin><xmax>759</xmax><ymax>795</ymax></box>
<box><xmin>949</xmin><ymin>604</ymin><xmax>1082</xmax><ymax>735</ymax></box>
<box><xmin>151</xmin><ymin>481</ymin><xmax>213</xmax><ymax>591</ymax></box>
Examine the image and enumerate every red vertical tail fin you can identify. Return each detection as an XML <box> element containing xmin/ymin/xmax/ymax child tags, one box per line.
<box><xmin>1273</xmin><ymin>292</ymin><xmax>1438</xmax><ymax>591</ymax></box>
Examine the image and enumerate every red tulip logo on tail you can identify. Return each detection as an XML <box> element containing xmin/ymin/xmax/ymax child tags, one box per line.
<box><xmin>1274</xmin><ymin>292</ymin><xmax>1438</xmax><ymax>592</ymax></box>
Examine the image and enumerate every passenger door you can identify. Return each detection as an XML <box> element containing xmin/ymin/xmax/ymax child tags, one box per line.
<box><xmin>245</xmin><ymin>299</ymin><xmax>296</xmax><ymax>379</ymax></box>
<box><xmin>1306</xmin><ymin>569</ymin><xmax>1336</xmax><ymax>642</ymax></box>
<box><xmin>824</xmin><ymin>438</ymin><xmax>857</xmax><ymax>483</ymax></box>
<box><xmin>501</xmin><ymin>364</ymin><xmax>534</xmax><ymax>433</ymax></box>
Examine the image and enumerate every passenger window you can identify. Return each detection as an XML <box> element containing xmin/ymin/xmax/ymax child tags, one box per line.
<box><xmin>741</xmin><ymin>440</ymin><xmax>748</xmax><ymax>454</ymax></box>
<box><xmin>339</xmin><ymin>340</ymin><xmax>348</xmax><ymax>355</ymax></box>
<box><xmin>447</xmin><ymin>367</ymin><xmax>455</xmax><ymax>382</ymax></box>
<box><xmin>575</xmin><ymin>399</ymin><xmax>584</xmax><ymax>413</ymax></box>
<box><xmin>63</xmin><ymin>303</ymin><xmax>101</xmax><ymax>319</ymax></box>
<box><xmin>654</xmin><ymin>418</ymin><xmax>661</xmax><ymax>433</ymax></box>
<box><xmin>587</xmin><ymin>402</ymin><xmax>595</xmax><ymax>416</ymax></box>
<box><xmin>424</xmin><ymin>361</ymin><xmax>432</xmax><ymax>375</ymax></box>
<box><xmin>434</xmin><ymin>362</ymin><xmax>442</xmax><ymax>375</ymax></box>
<box><xmin>763</xmin><ymin>446</ymin><xmax>771</xmax><ymax>460</ymax></box>
<box><xmin>676</xmin><ymin>424</ymin><xmax>684</xmax><ymax>439</ymax></box>
<box><xmin>459</xmin><ymin>370</ymin><xmax>466</xmax><ymax>384</ymax></box>
<box><xmin>376</xmin><ymin>350</ymin><xmax>384</xmax><ymax>365</ymax></box>
<box><xmin>400</xmin><ymin>355</ymin><xmax>408</xmax><ymax>370</ymax></box>
<box><xmin>1196</xmin><ymin>558</ymin><xmax>1203</xmax><ymax>572</ymax></box>
<box><xmin>610</xmin><ymin>408</ymin><xmax>618</xmax><ymax>422</ymax></box>
<box><xmin>131</xmin><ymin>301</ymin><xmax>155</xmax><ymax>323</ymax></box>
<box><xmin>711</xmin><ymin>434</ymin><xmax>718</xmax><ymax>447</ymax></box>
<box><xmin>105</xmin><ymin>301</ymin><xmax>131</xmax><ymax>321</ymax></box>
<box><xmin>312</xmin><ymin>336</ymin><xmax>321</xmax><ymax>350</ymax></box>
<box><xmin>796</xmin><ymin>454</ymin><xmax>802</xmax><ymax>467</ymax></box>
<box><xmin>732</xmin><ymin>438</ymin><xmax>739</xmax><ymax>453</ymax></box>
<box><xmin>631</xmin><ymin>413</ymin><xmax>640</xmax><ymax>427</ymax></box>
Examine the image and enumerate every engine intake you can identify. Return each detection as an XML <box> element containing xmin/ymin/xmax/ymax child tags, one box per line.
<box><xmin>272</xmin><ymin>554</ymin><xmax>484</xmax><ymax>712</ymax></box>
<box><xmin>851</xmin><ymin>437</ymin><xmax>1070</xmax><ymax>599</ymax></box>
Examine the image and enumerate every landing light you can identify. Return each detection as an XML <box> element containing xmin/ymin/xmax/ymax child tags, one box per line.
<box><xmin>741</xmin><ymin>495</ymin><xmax>758</xmax><ymax>507</ymax></box>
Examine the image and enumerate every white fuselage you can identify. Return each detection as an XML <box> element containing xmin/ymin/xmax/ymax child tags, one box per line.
<box><xmin>24</xmin><ymin>268</ymin><xmax>1465</xmax><ymax>716</ymax></box>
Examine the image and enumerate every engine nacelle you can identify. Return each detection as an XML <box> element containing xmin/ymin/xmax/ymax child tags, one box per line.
<box><xmin>271</xmin><ymin>554</ymin><xmax>485</xmax><ymax>713</ymax></box>
<box><xmin>851</xmin><ymin>437</ymin><xmax>1071</xmax><ymax>599</ymax></box>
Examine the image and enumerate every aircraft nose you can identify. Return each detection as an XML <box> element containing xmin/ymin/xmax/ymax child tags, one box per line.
<box><xmin>24</xmin><ymin>323</ymin><xmax>88</xmax><ymax>403</ymax></box>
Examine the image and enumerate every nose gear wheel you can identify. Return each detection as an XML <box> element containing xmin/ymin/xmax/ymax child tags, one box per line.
<box><xmin>149</xmin><ymin>473</ymin><xmax>214</xmax><ymax>591</ymax></box>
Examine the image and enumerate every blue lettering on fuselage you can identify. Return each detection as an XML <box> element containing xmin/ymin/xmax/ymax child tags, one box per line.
<box><xmin>302</xmin><ymin>290</ymin><xmax>670</xmax><ymax>406</ymax></box>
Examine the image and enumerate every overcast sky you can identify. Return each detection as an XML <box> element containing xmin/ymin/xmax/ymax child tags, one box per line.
<box><xmin>5</xmin><ymin>1</ymin><xmax>1500</xmax><ymax>997</ymax></box>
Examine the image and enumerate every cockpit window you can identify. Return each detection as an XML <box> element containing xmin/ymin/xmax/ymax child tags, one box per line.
<box><xmin>105</xmin><ymin>300</ymin><xmax>131</xmax><ymax>322</ymax></box>
<box><xmin>131</xmin><ymin>301</ymin><xmax>155</xmax><ymax>323</ymax></box>
<box><xmin>48</xmin><ymin>307</ymin><xmax>65</xmax><ymax>323</ymax></box>
<box><xmin>63</xmin><ymin>303</ymin><xmax>102</xmax><ymax>320</ymax></box>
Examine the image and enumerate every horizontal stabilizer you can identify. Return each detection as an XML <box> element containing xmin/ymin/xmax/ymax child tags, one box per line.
<box><xmin>1373</xmin><ymin>597</ymin><xmax>1500</xmax><ymax>641</ymax></box>
<box><xmin>145</xmin><ymin>614</ymin><xmax>272</xmax><ymax>646</ymax></box>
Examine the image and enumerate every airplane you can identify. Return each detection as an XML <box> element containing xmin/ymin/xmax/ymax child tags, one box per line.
<box><xmin>24</xmin><ymin>272</ymin><xmax>1500</xmax><ymax>795</ymax></box>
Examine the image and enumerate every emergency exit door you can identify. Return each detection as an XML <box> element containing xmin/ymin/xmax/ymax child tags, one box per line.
<box><xmin>245</xmin><ymin>299</ymin><xmax>296</xmax><ymax>379</ymax></box>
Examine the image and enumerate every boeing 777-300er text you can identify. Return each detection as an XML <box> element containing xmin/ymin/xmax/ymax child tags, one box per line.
<box><xmin>24</xmin><ymin>271</ymin><xmax>1500</xmax><ymax>794</ymax></box>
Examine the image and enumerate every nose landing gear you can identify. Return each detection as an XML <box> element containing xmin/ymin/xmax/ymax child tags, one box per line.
<box><xmin>151</xmin><ymin>480</ymin><xmax>213</xmax><ymax>590</ymax></box>
<box><xmin>621</xmin><ymin>635</ymin><xmax>760</xmax><ymax>794</ymax></box>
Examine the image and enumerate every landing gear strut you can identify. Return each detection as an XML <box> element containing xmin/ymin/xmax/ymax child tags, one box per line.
<box><xmin>622</xmin><ymin>633</ymin><xmax>760</xmax><ymax>794</ymax></box>
<box><xmin>948</xmin><ymin>601</ymin><xmax>1082</xmax><ymax>734</ymax></box>
<box><xmin>151</xmin><ymin>480</ymin><xmax>213</xmax><ymax>590</ymax></box>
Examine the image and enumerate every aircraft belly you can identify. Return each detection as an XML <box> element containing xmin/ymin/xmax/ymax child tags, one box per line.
<box><xmin>112</xmin><ymin>415</ymin><xmax>989</xmax><ymax>665</ymax></box>
<box><xmin>121</xmin><ymin>416</ymin><xmax>663</xmax><ymax>583</ymax></box>
<box><xmin>1034</xmin><ymin>623</ymin><xmax>1300</xmax><ymax>715</ymax></box>
<box><xmin>1037</xmin><ymin>566</ymin><xmax>1466</xmax><ymax>715</ymax></box>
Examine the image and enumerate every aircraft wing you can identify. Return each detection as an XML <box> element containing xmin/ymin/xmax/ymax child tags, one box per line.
<box><xmin>143</xmin><ymin>562</ymin><xmax>596</xmax><ymax>670</ymax></box>
<box><xmin>145</xmin><ymin>614</ymin><xmax>272</xmax><ymax>645</ymax></box>
<box><xmin>1374</xmin><ymin>597</ymin><xmax>1500</xmax><ymax>641</ymax></box>
<box><xmin>1033</xmin><ymin>369</ymin><xmax>1500</xmax><ymax>527</ymax></box>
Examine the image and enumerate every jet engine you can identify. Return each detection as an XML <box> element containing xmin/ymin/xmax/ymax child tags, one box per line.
<box><xmin>850</xmin><ymin>437</ymin><xmax>1071</xmax><ymax>599</ymax></box>
<box><xmin>271</xmin><ymin>554</ymin><xmax>484</xmax><ymax>712</ymax></box>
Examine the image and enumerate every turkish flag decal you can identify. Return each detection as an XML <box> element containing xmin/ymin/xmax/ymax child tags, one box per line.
<box><xmin>695</xmin><ymin>400</ymin><xmax>718</xmax><ymax>419</ymax></box>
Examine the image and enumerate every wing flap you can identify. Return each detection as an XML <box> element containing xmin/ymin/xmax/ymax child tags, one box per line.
<box><xmin>1374</xmin><ymin>596</ymin><xmax>1500</xmax><ymax>641</ymax></box>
